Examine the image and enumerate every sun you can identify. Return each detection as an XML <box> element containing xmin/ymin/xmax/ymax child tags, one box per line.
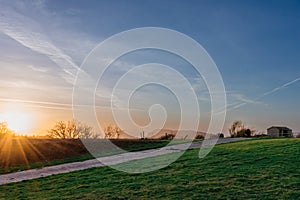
<box><xmin>0</xmin><ymin>110</ymin><xmax>32</xmax><ymax>134</ymax></box>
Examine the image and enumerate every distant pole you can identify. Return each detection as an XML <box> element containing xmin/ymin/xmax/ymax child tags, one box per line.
<box><xmin>140</xmin><ymin>131</ymin><xmax>145</xmax><ymax>139</ymax></box>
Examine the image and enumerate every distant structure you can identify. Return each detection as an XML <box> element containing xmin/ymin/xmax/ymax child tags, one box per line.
<box><xmin>267</xmin><ymin>126</ymin><xmax>293</xmax><ymax>137</ymax></box>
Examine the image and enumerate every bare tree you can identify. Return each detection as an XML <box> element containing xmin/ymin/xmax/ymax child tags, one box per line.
<box><xmin>229</xmin><ymin>120</ymin><xmax>240</xmax><ymax>137</ymax></box>
<box><xmin>77</xmin><ymin>122</ymin><xmax>95</xmax><ymax>139</ymax></box>
<box><xmin>66</xmin><ymin>120</ymin><xmax>79</xmax><ymax>139</ymax></box>
<box><xmin>104</xmin><ymin>124</ymin><xmax>114</xmax><ymax>139</ymax></box>
<box><xmin>48</xmin><ymin>121</ymin><xmax>69</xmax><ymax>139</ymax></box>
<box><xmin>0</xmin><ymin>122</ymin><xmax>15</xmax><ymax>138</ymax></box>
<box><xmin>229</xmin><ymin>120</ymin><xmax>244</xmax><ymax>137</ymax></box>
<box><xmin>104</xmin><ymin>124</ymin><xmax>121</xmax><ymax>139</ymax></box>
<box><xmin>48</xmin><ymin>120</ymin><xmax>94</xmax><ymax>139</ymax></box>
<box><xmin>0</xmin><ymin>122</ymin><xmax>9</xmax><ymax>137</ymax></box>
<box><xmin>115</xmin><ymin>126</ymin><xmax>121</xmax><ymax>139</ymax></box>
<box><xmin>229</xmin><ymin>120</ymin><xmax>255</xmax><ymax>137</ymax></box>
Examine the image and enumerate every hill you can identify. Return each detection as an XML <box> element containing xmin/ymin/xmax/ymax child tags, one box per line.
<box><xmin>0</xmin><ymin>138</ymin><xmax>299</xmax><ymax>199</ymax></box>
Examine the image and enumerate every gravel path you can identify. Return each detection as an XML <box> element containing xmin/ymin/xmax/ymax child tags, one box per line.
<box><xmin>0</xmin><ymin>138</ymin><xmax>250</xmax><ymax>185</ymax></box>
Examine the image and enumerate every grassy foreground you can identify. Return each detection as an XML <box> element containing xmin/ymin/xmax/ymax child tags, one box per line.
<box><xmin>0</xmin><ymin>138</ymin><xmax>299</xmax><ymax>199</ymax></box>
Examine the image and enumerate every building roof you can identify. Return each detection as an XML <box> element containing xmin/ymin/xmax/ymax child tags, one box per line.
<box><xmin>267</xmin><ymin>126</ymin><xmax>292</xmax><ymax>131</ymax></box>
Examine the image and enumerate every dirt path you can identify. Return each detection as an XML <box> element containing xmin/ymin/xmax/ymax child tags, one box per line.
<box><xmin>0</xmin><ymin>138</ymin><xmax>249</xmax><ymax>185</ymax></box>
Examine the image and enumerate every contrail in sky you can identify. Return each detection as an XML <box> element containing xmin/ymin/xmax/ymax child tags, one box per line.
<box><xmin>0</xmin><ymin>97</ymin><xmax>82</xmax><ymax>110</ymax></box>
<box><xmin>1</xmin><ymin>6</ymin><xmax>299</xmax><ymax>114</ymax></box>
<box><xmin>261</xmin><ymin>77</ymin><xmax>300</xmax><ymax>97</ymax></box>
<box><xmin>0</xmin><ymin>98</ymin><xmax>73</xmax><ymax>107</ymax></box>
<box><xmin>225</xmin><ymin>77</ymin><xmax>300</xmax><ymax>113</ymax></box>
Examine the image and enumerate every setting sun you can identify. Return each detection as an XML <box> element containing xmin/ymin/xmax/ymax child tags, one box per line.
<box><xmin>0</xmin><ymin>110</ymin><xmax>32</xmax><ymax>134</ymax></box>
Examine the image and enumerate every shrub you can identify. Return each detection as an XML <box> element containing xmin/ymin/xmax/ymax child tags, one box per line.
<box><xmin>195</xmin><ymin>134</ymin><xmax>204</xmax><ymax>140</ymax></box>
<box><xmin>160</xmin><ymin>133</ymin><xmax>175</xmax><ymax>140</ymax></box>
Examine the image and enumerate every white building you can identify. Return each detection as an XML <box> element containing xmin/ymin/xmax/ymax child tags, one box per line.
<box><xmin>267</xmin><ymin>126</ymin><xmax>293</xmax><ymax>137</ymax></box>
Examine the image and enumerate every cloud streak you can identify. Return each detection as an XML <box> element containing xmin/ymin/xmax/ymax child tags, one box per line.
<box><xmin>0</xmin><ymin>6</ymin><xmax>81</xmax><ymax>84</ymax></box>
<box><xmin>0</xmin><ymin>6</ymin><xmax>115</xmax><ymax>110</ymax></box>
<box><xmin>0</xmin><ymin>97</ymin><xmax>105</xmax><ymax>111</ymax></box>
<box><xmin>261</xmin><ymin>77</ymin><xmax>300</xmax><ymax>98</ymax></box>
<box><xmin>221</xmin><ymin>77</ymin><xmax>300</xmax><ymax>114</ymax></box>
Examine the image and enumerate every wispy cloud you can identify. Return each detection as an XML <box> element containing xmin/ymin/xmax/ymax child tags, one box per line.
<box><xmin>231</xmin><ymin>93</ymin><xmax>262</xmax><ymax>105</ymax></box>
<box><xmin>0</xmin><ymin>97</ymin><xmax>75</xmax><ymax>110</ymax></box>
<box><xmin>0</xmin><ymin>97</ymin><xmax>108</xmax><ymax>111</ymax></box>
<box><xmin>0</xmin><ymin>6</ymin><xmax>81</xmax><ymax>84</ymax></box>
<box><xmin>0</xmin><ymin>5</ymin><xmax>117</xmax><ymax>110</ymax></box>
<box><xmin>220</xmin><ymin>77</ymin><xmax>300</xmax><ymax>114</ymax></box>
<box><xmin>27</xmin><ymin>65</ymin><xmax>49</xmax><ymax>73</ymax></box>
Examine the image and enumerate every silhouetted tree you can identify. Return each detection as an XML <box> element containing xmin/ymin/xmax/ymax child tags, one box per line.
<box><xmin>77</xmin><ymin>122</ymin><xmax>95</xmax><ymax>139</ymax></box>
<box><xmin>115</xmin><ymin>126</ymin><xmax>121</xmax><ymax>139</ymax></box>
<box><xmin>245</xmin><ymin>129</ymin><xmax>251</xmax><ymax>137</ymax></box>
<box><xmin>0</xmin><ymin>122</ymin><xmax>9</xmax><ymax>137</ymax></box>
<box><xmin>0</xmin><ymin>122</ymin><xmax>14</xmax><ymax>138</ymax></box>
<box><xmin>229</xmin><ymin>121</ymin><xmax>255</xmax><ymax>137</ymax></box>
<box><xmin>229</xmin><ymin>120</ymin><xmax>244</xmax><ymax>137</ymax></box>
<box><xmin>196</xmin><ymin>134</ymin><xmax>204</xmax><ymax>140</ymax></box>
<box><xmin>104</xmin><ymin>124</ymin><xmax>122</xmax><ymax>139</ymax></box>
<box><xmin>48</xmin><ymin>120</ymin><xmax>94</xmax><ymax>139</ymax></box>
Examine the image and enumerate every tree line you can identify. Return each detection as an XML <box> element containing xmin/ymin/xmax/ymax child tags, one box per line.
<box><xmin>47</xmin><ymin>120</ymin><xmax>122</xmax><ymax>139</ymax></box>
<box><xmin>0</xmin><ymin>119</ymin><xmax>261</xmax><ymax>139</ymax></box>
<box><xmin>0</xmin><ymin>120</ymin><xmax>122</xmax><ymax>139</ymax></box>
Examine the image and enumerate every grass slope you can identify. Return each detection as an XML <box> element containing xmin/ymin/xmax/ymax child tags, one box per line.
<box><xmin>0</xmin><ymin>138</ymin><xmax>299</xmax><ymax>199</ymax></box>
<box><xmin>0</xmin><ymin>139</ymin><xmax>170</xmax><ymax>174</ymax></box>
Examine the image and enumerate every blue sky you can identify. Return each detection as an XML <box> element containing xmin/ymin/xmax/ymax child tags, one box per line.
<box><xmin>0</xmin><ymin>0</ymin><xmax>299</xmax><ymax>135</ymax></box>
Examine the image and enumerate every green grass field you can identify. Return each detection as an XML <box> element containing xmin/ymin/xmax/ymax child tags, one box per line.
<box><xmin>0</xmin><ymin>138</ymin><xmax>299</xmax><ymax>199</ymax></box>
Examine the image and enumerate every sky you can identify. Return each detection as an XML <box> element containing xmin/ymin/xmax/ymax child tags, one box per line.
<box><xmin>0</xmin><ymin>0</ymin><xmax>300</xmax><ymax>136</ymax></box>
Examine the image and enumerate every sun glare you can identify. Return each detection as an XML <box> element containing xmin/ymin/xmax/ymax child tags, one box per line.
<box><xmin>0</xmin><ymin>110</ymin><xmax>32</xmax><ymax>134</ymax></box>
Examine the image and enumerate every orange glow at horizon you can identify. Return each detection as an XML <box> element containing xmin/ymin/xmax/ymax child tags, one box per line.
<box><xmin>0</xmin><ymin>106</ymin><xmax>33</xmax><ymax>134</ymax></box>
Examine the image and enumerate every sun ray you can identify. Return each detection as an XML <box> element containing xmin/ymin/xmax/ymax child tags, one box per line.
<box><xmin>0</xmin><ymin>135</ymin><xmax>13</xmax><ymax>172</ymax></box>
<box><xmin>15</xmin><ymin>138</ymin><xmax>30</xmax><ymax>169</ymax></box>
<box><xmin>26</xmin><ymin>139</ymin><xmax>48</xmax><ymax>163</ymax></box>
